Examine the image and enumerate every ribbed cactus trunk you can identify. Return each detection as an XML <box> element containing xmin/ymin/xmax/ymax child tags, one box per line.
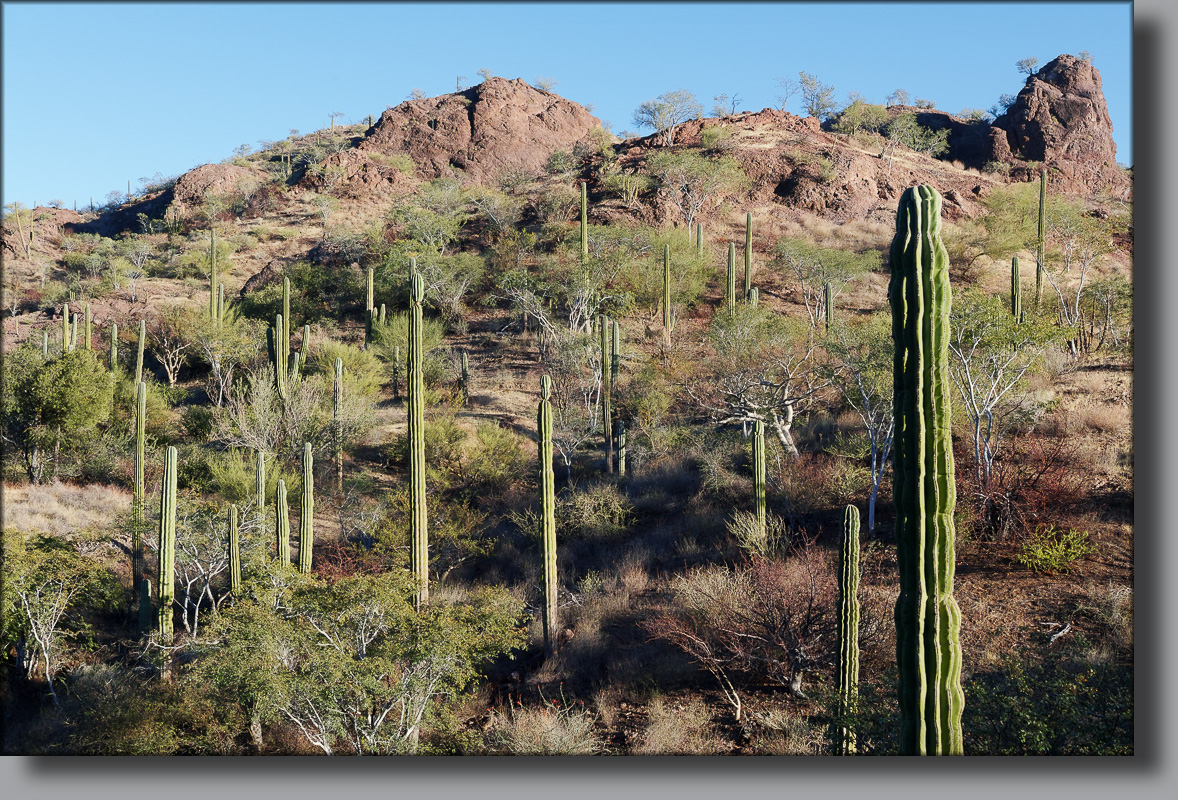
<box><xmin>696</xmin><ymin>222</ymin><xmax>703</xmax><ymax>256</ymax></box>
<box><xmin>1011</xmin><ymin>257</ymin><xmax>1022</xmax><ymax>321</ymax></box>
<box><xmin>84</xmin><ymin>303</ymin><xmax>91</xmax><ymax>350</ymax></box>
<box><xmin>270</xmin><ymin>314</ymin><xmax>288</xmax><ymax>401</ymax></box>
<box><xmin>600</xmin><ymin>317</ymin><xmax>613</xmax><ymax>473</ymax></box>
<box><xmin>408</xmin><ymin>260</ymin><xmax>429</xmax><ymax>608</ymax></box>
<box><xmin>302</xmin><ymin>324</ymin><xmax>311</xmax><ymax>359</ymax></box>
<box><xmin>580</xmin><ymin>182</ymin><xmax>588</xmax><ymax>263</ymax></box>
<box><xmin>538</xmin><ymin>375</ymin><xmax>558</xmax><ymax>657</ymax></box>
<box><xmin>42</xmin><ymin>330</ymin><xmax>49</xmax><ymax>356</ymax></box>
<box><xmin>218</xmin><ymin>283</ymin><xmax>226</xmax><ymax>323</ymax></box>
<box><xmin>889</xmin><ymin>185</ymin><xmax>964</xmax><ymax>756</ymax></box>
<box><xmin>299</xmin><ymin>443</ymin><xmax>314</xmax><ymax>574</ymax></box>
<box><xmin>282</xmin><ymin>276</ymin><xmax>291</xmax><ymax>349</ymax></box>
<box><xmin>726</xmin><ymin>242</ymin><xmax>737</xmax><ymax>310</ymax></box>
<box><xmin>138</xmin><ymin>579</ymin><xmax>153</xmax><ymax>636</ymax></box>
<box><xmin>135</xmin><ymin>319</ymin><xmax>146</xmax><ymax>384</ymax></box>
<box><xmin>228</xmin><ymin>505</ymin><xmax>241</xmax><ymax>595</ymax></box>
<box><xmin>275</xmin><ymin>479</ymin><xmax>290</xmax><ymax>565</ymax></box>
<box><xmin>753</xmin><ymin>419</ymin><xmax>766</xmax><ymax>537</ymax></box>
<box><xmin>255</xmin><ymin>449</ymin><xmax>266</xmax><ymax>529</ymax></box>
<box><xmin>1036</xmin><ymin>168</ymin><xmax>1046</xmax><ymax>308</ymax></box>
<box><xmin>133</xmin><ymin>381</ymin><xmax>147</xmax><ymax>590</ymax></box>
<box><xmin>158</xmin><ymin>446</ymin><xmax>178</xmax><ymax>640</ymax></box>
<box><xmin>209</xmin><ymin>229</ymin><xmax>218</xmax><ymax>320</ymax></box>
<box><xmin>61</xmin><ymin>304</ymin><xmax>70</xmax><ymax>354</ymax></box>
<box><xmin>70</xmin><ymin>316</ymin><xmax>78</xmax><ymax>351</ymax></box>
<box><xmin>616</xmin><ymin>419</ymin><xmax>627</xmax><ymax>477</ymax></box>
<box><xmin>334</xmin><ymin>357</ymin><xmax>344</xmax><ymax>493</ymax></box>
<box><xmin>747</xmin><ymin>286</ymin><xmax>759</xmax><ymax>308</ymax></box>
<box><xmin>744</xmin><ymin>212</ymin><xmax>753</xmax><ymax>296</ymax></box>
<box><xmin>109</xmin><ymin>322</ymin><xmax>118</xmax><ymax>370</ymax></box>
<box><xmin>834</xmin><ymin>504</ymin><xmax>861</xmax><ymax>755</ymax></box>
<box><xmin>662</xmin><ymin>244</ymin><xmax>672</xmax><ymax>345</ymax></box>
<box><xmin>824</xmin><ymin>281</ymin><xmax>834</xmax><ymax>332</ymax></box>
<box><xmin>460</xmin><ymin>350</ymin><xmax>470</xmax><ymax>404</ymax></box>
<box><xmin>365</xmin><ymin>266</ymin><xmax>375</xmax><ymax>347</ymax></box>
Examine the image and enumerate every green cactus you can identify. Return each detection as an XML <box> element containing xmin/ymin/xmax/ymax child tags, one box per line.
<box><xmin>696</xmin><ymin>222</ymin><xmax>703</xmax><ymax>256</ymax></box>
<box><xmin>600</xmin><ymin>317</ymin><xmax>613</xmax><ymax>473</ymax></box>
<box><xmin>834</xmin><ymin>504</ymin><xmax>861</xmax><ymax>755</ymax></box>
<box><xmin>1036</xmin><ymin>167</ymin><xmax>1046</xmax><ymax>308</ymax></box>
<box><xmin>70</xmin><ymin>315</ymin><xmax>78</xmax><ymax>351</ymax></box>
<box><xmin>299</xmin><ymin>443</ymin><xmax>314</xmax><ymax>574</ymax></box>
<box><xmin>747</xmin><ymin>286</ymin><xmax>758</xmax><ymax>308</ymax></box>
<box><xmin>42</xmin><ymin>329</ymin><xmax>49</xmax><ymax>356</ymax></box>
<box><xmin>744</xmin><ymin>212</ymin><xmax>753</xmax><ymax>296</ymax></box>
<box><xmin>662</xmin><ymin>244</ymin><xmax>673</xmax><ymax>345</ymax></box>
<box><xmin>379</xmin><ymin>303</ymin><xmax>387</xmax><ymax>327</ymax></box>
<box><xmin>217</xmin><ymin>282</ymin><xmax>226</xmax><ymax>323</ymax></box>
<box><xmin>726</xmin><ymin>242</ymin><xmax>737</xmax><ymax>310</ymax></box>
<box><xmin>538</xmin><ymin>374</ymin><xmax>558</xmax><ymax>656</ymax></box>
<box><xmin>158</xmin><ymin>445</ymin><xmax>177</xmax><ymax>639</ymax></box>
<box><xmin>289</xmin><ymin>350</ymin><xmax>301</xmax><ymax>385</ymax></box>
<box><xmin>269</xmin><ymin>314</ymin><xmax>288</xmax><ymax>400</ymax></box>
<box><xmin>825</xmin><ymin>281</ymin><xmax>834</xmax><ymax>332</ymax></box>
<box><xmin>302</xmin><ymin>324</ymin><xmax>311</xmax><ymax>359</ymax></box>
<box><xmin>408</xmin><ymin>260</ymin><xmax>429</xmax><ymax>608</ymax></box>
<box><xmin>109</xmin><ymin>322</ymin><xmax>118</xmax><ymax>370</ymax></box>
<box><xmin>133</xmin><ymin>381</ymin><xmax>147</xmax><ymax>589</ymax></box>
<box><xmin>580</xmin><ymin>181</ymin><xmax>588</xmax><ymax>262</ymax></box>
<box><xmin>84</xmin><ymin>303</ymin><xmax>92</xmax><ymax>350</ymax></box>
<box><xmin>209</xmin><ymin>228</ymin><xmax>218</xmax><ymax>319</ymax></box>
<box><xmin>139</xmin><ymin>578</ymin><xmax>153</xmax><ymax>636</ymax></box>
<box><xmin>136</xmin><ymin>319</ymin><xmax>146</xmax><ymax>384</ymax></box>
<box><xmin>255</xmin><ymin>449</ymin><xmax>266</xmax><ymax>529</ymax></box>
<box><xmin>366</xmin><ymin>266</ymin><xmax>375</xmax><ymax>346</ymax></box>
<box><xmin>275</xmin><ymin>479</ymin><xmax>290</xmax><ymax>564</ymax></box>
<box><xmin>334</xmin><ymin>357</ymin><xmax>344</xmax><ymax>493</ymax></box>
<box><xmin>616</xmin><ymin>419</ymin><xmax>627</xmax><ymax>478</ymax></box>
<box><xmin>282</xmin><ymin>275</ymin><xmax>291</xmax><ymax>348</ymax></box>
<box><xmin>460</xmin><ymin>350</ymin><xmax>470</xmax><ymax>404</ymax></box>
<box><xmin>889</xmin><ymin>185</ymin><xmax>964</xmax><ymax>755</ymax></box>
<box><xmin>61</xmin><ymin>305</ymin><xmax>70</xmax><ymax>353</ymax></box>
<box><xmin>228</xmin><ymin>504</ymin><xmax>241</xmax><ymax>595</ymax></box>
<box><xmin>753</xmin><ymin>419</ymin><xmax>766</xmax><ymax>537</ymax></box>
<box><xmin>1011</xmin><ymin>257</ymin><xmax>1022</xmax><ymax>321</ymax></box>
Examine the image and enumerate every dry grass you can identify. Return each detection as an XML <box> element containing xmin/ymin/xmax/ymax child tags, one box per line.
<box><xmin>749</xmin><ymin>707</ymin><xmax>827</xmax><ymax>755</ymax></box>
<box><xmin>632</xmin><ymin>695</ymin><xmax>727</xmax><ymax>755</ymax></box>
<box><xmin>3</xmin><ymin>481</ymin><xmax>131</xmax><ymax>537</ymax></box>
<box><xmin>484</xmin><ymin>697</ymin><xmax>602</xmax><ymax>755</ymax></box>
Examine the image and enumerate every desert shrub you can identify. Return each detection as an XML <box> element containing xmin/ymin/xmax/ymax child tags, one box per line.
<box><xmin>181</xmin><ymin>405</ymin><xmax>215</xmax><ymax>442</ymax></box>
<box><xmin>485</xmin><ymin>693</ymin><xmax>602</xmax><ymax>754</ymax></box>
<box><xmin>1015</xmin><ymin>525</ymin><xmax>1096</xmax><ymax>573</ymax></box>
<box><xmin>309</xmin><ymin>339</ymin><xmax>383</xmax><ymax>398</ymax></box>
<box><xmin>384</xmin><ymin>415</ymin><xmax>467</xmax><ymax>480</ymax></box>
<box><xmin>633</xmin><ymin>695</ymin><xmax>726</xmax><ymax>754</ymax></box>
<box><xmin>557</xmin><ymin>482</ymin><xmax>634</xmax><ymax>540</ymax></box>
<box><xmin>726</xmin><ymin>510</ymin><xmax>791</xmax><ymax>560</ymax></box>
<box><xmin>204</xmin><ymin>449</ymin><xmax>300</xmax><ymax>506</ymax></box>
<box><xmin>982</xmin><ymin>160</ymin><xmax>1011</xmax><ymax>176</ymax></box>
<box><xmin>462</xmin><ymin>423</ymin><xmax>528</xmax><ymax>496</ymax></box>
<box><xmin>531</xmin><ymin>185</ymin><xmax>579</xmax><ymax>224</ymax></box>
<box><xmin>372</xmin><ymin>311</ymin><xmax>450</xmax><ymax>388</ymax></box>
<box><xmin>699</xmin><ymin>126</ymin><xmax>734</xmax><ymax>153</ymax></box>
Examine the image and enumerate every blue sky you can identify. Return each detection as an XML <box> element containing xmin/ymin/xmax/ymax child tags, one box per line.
<box><xmin>2</xmin><ymin>1</ymin><xmax>1132</xmax><ymax>210</ymax></box>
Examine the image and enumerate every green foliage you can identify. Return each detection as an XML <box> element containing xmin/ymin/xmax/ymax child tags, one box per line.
<box><xmin>644</xmin><ymin>149</ymin><xmax>747</xmax><ymax>231</ymax></box>
<box><xmin>310</xmin><ymin>339</ymin><xmax>383</xmax><ymax>398</ymax></box>
<box><xmin>1015</xmin><ymin>526</ymin><xmax>1096</xmax><ymax>573</ymax></box>
<box><xmin>205</xmin><ymin>448</ymin><xmax>300</xmax><ymax>506</ymax></box>
<box><xmin>885</xmin><ymin>112</ymin><xmax>949</xmax><ymax>157</ymax></box>
<box><xmin>373</xmin><ymin>310</ymin><xmax>449</xmax><ymax>388</ymax></box>
<box><xmin>798</xmin><ymin>71</ymin><xmax>837</xmax><ymax>120</ymax></box>
<box><xmin>832</xmin><ymin>100</ymin><xmax>890</xmax><ymax>136</ymax></box>
<box><xmin>237</xmin><ymin>260</ymin><xmax>363</xmax><ymax>326</ymax></box>
<box><xmin>699</xmin><ymin>126</ymin><xmax>733</xmax><ymax>153</ymax></box>
<box><xmin>557</xmin><ymin>482</ymin><xmax>634</xmax><ymax>541</ymax></box>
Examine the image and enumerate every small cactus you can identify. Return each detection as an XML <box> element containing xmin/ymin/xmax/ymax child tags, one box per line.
<box><xmin>726</xmin><ymin>242</ymin><xmax>737</xmax><ymax>310</ymax></box>
<box><xmin>61</xmin><ymin>304</ymin><xmax>70</xmax><ymax>354</ymax></box>
<box><xmin>157</xmin><ymin>446</ymin><xmax>178</xmax><ymax>639</ymax></box>
<box><xmin>696</xmin><ymin>222</ymin><xmax>703</xmax><ymax>256</ymax></box>
<box><xmin>365</xmin><ymin>266</ymin><xmax>375</xmax><ymax>346</ymax></box>
<box><xmin>460</xmin><ymin>350</ymin><xmax>470</xmax><ymax>404</ymax></box>
<box><xmin>825</xmin><ymin>281</ymin><xmax>834</xmax><ymax>331</ymax></box>
<box><xmin>228</xmin><ymin>505</ymin><xmax>241</xmax><ymax>595</ymax></box>
<box><xmin>135</xmin><ymin>319</ymin><xmax>146</xmax><ymax>384</ymax></box>
<box><xmin>616</xmin><ymin>419</ymin><xmax>627</xmax><ymax>478</ymax></box>
<box><xmin>275</xmin><ymin>479</ymin><xmax>290</xmax><ymax>564</ymax></box>
<box><xmin>834</xmin><ymin>504</ymin><xmax>861</xmax><ymax>755</ymax></box>
<box><xmin>747</xmin><ymin>286</ymin><xmax>759</xmax><ymax>308</ymax></box>
<box><xmin>109</xmin><ymin>322</ymin><xmax>118</xmax><ymax>371</ymax></box>
<box><xmin>299</xmin><ymin>443</ymin><xmax>314</xmax><ymax>574</ymax></box>
<box><xmin>538</xmin><ymin>375</ymin><xmax>558</xmax><ymax>656</ymax></box>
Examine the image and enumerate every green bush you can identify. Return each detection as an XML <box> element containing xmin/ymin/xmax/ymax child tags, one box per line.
<box><xmin>1016</xmin><ymin>526</ymin><xmax>1096</xmax><ymax>573</ymax></box>
<box><xmin>557</xmin><ymin>482</ymin><xmax>633</xmax><ymax>540</ymax></box>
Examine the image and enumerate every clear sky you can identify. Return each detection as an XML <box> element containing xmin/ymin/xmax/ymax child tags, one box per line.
<box><xmin>1</xmin><ymin>1</ymin><xmax>1132</xmax><ymax>210</ymax></box>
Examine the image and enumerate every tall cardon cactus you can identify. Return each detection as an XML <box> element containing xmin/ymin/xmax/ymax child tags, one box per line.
<box><xmin>662</xmin><ymin>244</ymin><xmax>672</xmax><ymax>345</ymax></box>
<box><xmin>834</xmin><ymin>504</ymin><xmax>861</xmax><ymax>755</ymax></box>
<box><xmin>228</xmin><ymin>504</ymin><xmax>241</xmax><ymax>595</ymax></box>
<box><xmin>334</xmin><ymin>357</ymin><xmax>345</xmax><ymax>492</ymax></box>
<box><xmin>158</xmin><ymin>445</ymin><xmax>178</xmax><ymax>639</ymax></box>
<box><xmin>133</xmin><ymin>380</ymin><xmax>147</xmax><ymax>588</ymax></box>
<box><xmin>753</xmin><ymin>419</ymin><xmax>766</xmax><ymax>537</ymax></box>
<box><xmin>1011</xmin><ymin>257</ymin><xmax>1022</xmax><ymax>321</ymax></box>
<box><xmin>136</xmin><ymin>319</ymin><xmax>146</xmax><ymax>384</ymax></box>
<box><xmin>538</xmin><ymin>375</ymin><xmax>558</xmax><ymax>656</ymax></box>
<box><xmin>744</xmin><ymin>212</ymin><xmax>753</xmax><ymax>296</ymax></box>
<box><xmin>726</xmin><ymin>242</ymin><xmax>737</xmax><ymax>310</ymax></box>
<box><xmin>299</xmin><ymin>443</ymin><xmax>314</xmax><ymax>574</ymax></box>
<box><xmin>275</xmin><ymin>479</ymin><xmax>290</xmax><ymax>565</ymax></box>
<box><xmin>1036</xmin><ymin>167</ymin><xmax>1046</xmax><ymax>308</ymax></box>
<box><xmin>408</xmin><ymin>259</ymin><xmax>429</xmax><ymax>608</ymax></box>
<box><xmin>600</xmin><ymin>317</ymin><xmax>613</xmax><ymax>473</ymax></box>
<box><xmin>889</xmin><ymin>185</ymin><xmax>964</xmax><ymax>755</ymax></box>
<box><xmin>109</xmin><ymin>322</ymin><xmax>119</xmax><ymax>371</ymax></box>
<box><xmin>365</xmin><ymin>266</ymin><xmax>375</xmax><ymax>347</ymax></box>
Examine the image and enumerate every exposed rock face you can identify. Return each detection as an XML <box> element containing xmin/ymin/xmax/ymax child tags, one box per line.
<box><xmin>168</xmin><ymin>163</ymin><xmax>263</xmax><ymax>217</ymax></box>
<box><xmin>991</xmin><ymin>54</ymin><xmax>1128</xmax><ymax>195</ymax></box>
<box><xmin>299</xmin><ymin>150</ymin><xmax>420</xmax><ymax>199</ymax></box>
<box><xmin>357</xmin><ymin>77</ymin><xmax>604</xmax><ymax>182</ymax></box>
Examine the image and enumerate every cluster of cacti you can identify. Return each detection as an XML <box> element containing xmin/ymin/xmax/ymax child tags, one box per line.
<box><xmin>109</xmin><ymin>322</ymin><xmax>118</xmax><ymax>370</ymax></box>
<box><xmin>538</xmin><ymin>375</ymin><xmax>558</xmax><ymax>656</ymax></box>
<box><xmin>299</xmin><ymin>443</ymin><xmax>314</xmax><ymax>574</ymax></box>
<box><xmin>136</xmin><ymin>319</ymin><xmax>146</xmax><ymax>384</ymax></box>
<box><xmin>753</xmin><ymin>420</ymin><xmax>766</xmax><ymax>537</ymax></box>
<box><xmin>133</xmin><ymin>381</ymin><xmax>147</xmax><ymax>589</ymax></box>
<box><xmin>662</xmin><ymin>244</ymin><xmax>673</xmax><ymax>344</ymax></box>
<box><xmin>228</xmin><ymin>504</ymin><xmax>241</xmax><ymax>595</ymax></box>
<box><xmin>889</xmin><ymin>185</ymin><xmax>964</xmax><ymax>755</ymax></box>
<box><xmin>407</xmin><ymin>260</ymin><xmax>429</xmax><ymax>608</ymax></box>
<box><xmin>1011</xmin><ymin>257</ymin><xmax>1022</xmax><ymax>320</ymax></box>
<box><xmin>834</xmin><ymin>504</ymin><xmax>861</xmax><ymax>755</ymax></box>
<box><xmin>744</xmin><ymin>212</ymin><xmax>753</xmax><ymax>296</ymax></box>
<box><xmin>726</xmin><ymin>243</ymin><xmax>737</xmax><ymax>310</ymax></box>
<box><xmin>1036</xmin><ymin>167</ymin><xmax>1046</xmax><ymax>308</ymax></box>
<box><xmin>275</xmin><ymin>479</ymin><xmax>290</xmax><ymax>564</ymax></box>
<box><xmin>158</xmin><ymin>445</ymin><xmax>178</xmax><ymax>639</ymax></box>
<box><xmin>334</xmin><ymin>357</ymin><xmax>345</xmax><ymax>492</ymax></box>
<box><xmin>600</xmin><ymin>317</ymin><xmax>613</xmax><ymax>473</ymax></box>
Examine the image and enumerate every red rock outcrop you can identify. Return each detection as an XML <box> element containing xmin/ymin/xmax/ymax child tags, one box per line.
<box><xmin>355</xmin><ymin>77</ymin><xmax>604</xmax><ymax>183</ymax></box>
